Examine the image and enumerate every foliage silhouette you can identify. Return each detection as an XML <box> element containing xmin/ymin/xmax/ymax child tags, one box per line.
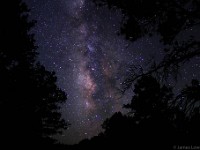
<box><xmin>102</xmin><ymin>76</ymin><xmax>177</xmax><ymax>149</ymax></box>
<box><xmin>77</xmin><ymin>76</ymin><xmax>200</xmax><ymax>149</ymax></box>
<box><xmin>124</xmin><ymin>75</ymin><xmax>173</xmax><ymax>116</ymax></box>
<box><xmin>175</xmin><ymin>79</ymin><xmax>200</xmax><ymax>115</ymax></box>
<box><xmin>174</xmin><ymin>79</ymin><xmax>200</xmax><ymax>144</ymax></box>
<box><xmin>94</xmin><ymin>0</ymin><xmax>200</xmax><ymax>44</ymax></box>
<box><xmin>0</xmin><ymin>0</ymin><xmax>69</xmax><ymax>147</ymax></box>
<box><xmin>93</xmin><ymin>0</ymin><xmax>200</xmax><ymax>93</ymax></box>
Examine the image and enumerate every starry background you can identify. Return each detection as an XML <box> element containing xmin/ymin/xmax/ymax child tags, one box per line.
<box><xmin>24</xmin><ymin>0</ymin><xmax>200</xmax><ymax>145</ymax></box>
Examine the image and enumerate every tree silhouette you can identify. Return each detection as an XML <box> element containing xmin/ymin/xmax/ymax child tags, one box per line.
<box><xmin>176</xmin><ymin>79</ymin><xmax>200</xmax><ymax>115</ymax></box>
<box><xmin>123</xmin><ymin>76</ymin><xmax>177</xmax><ymax>148</ymax></box>
<box><xmin>74</xmin><ymin>76</ymin><xmax>200</xmax><ymax>148</ymax></box>
<box><xmin>87</xmin><ymin>76</ymin><xmax>200</xmax><ymax>149</ymax></box>
<box><xmin>124</xmin><ymin>75</ymin><xmax>173</xmax><ymax>117</ymax></box>
<box><xmin>94</xmin><ymin>0</ymin><xmax>200</xmax><ymax>43</ymax></box>
<box><xmin>174</xmin><ymin>79</ymin><xmax>200</xmax><ymax>144</ymax></box>
<box><xmin>0</xmin><ymin>0</ymin><xmax>68</xmax><ymax>147</ymax></box>
<box><xmin>80</xmin><ymin>76</ymin><xmax>175</xmax><ymax>149</ymax></box>
<box><xmin>93</xmin><ymin>0</ymin><xmax>200</xmax><ymax>93</ymax></box>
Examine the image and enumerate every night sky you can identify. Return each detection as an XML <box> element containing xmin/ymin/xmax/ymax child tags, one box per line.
<box><xmin>24</xmin><ymin>0</ymin><xmax>200</xmax><ymax>145</ymax></box>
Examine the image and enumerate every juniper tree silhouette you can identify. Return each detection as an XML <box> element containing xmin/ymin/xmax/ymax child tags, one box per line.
<box><xmin>0</xmin><ymin>0</ymin><xmax>69</xmax><ymax>147</ymax></box>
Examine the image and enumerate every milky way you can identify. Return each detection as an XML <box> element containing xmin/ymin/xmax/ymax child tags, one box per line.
<box><xmin>24</xmin><ymin>0</ymin><xmax>200</xmax><ymax>145</ymax></box>
<box><xmin>55</xmin><ymin>0</ymin><xmax>133</xmax><ymax>143</ymax></box>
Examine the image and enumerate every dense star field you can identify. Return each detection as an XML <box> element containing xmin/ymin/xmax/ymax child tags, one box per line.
<box><xmin>24</xmin><ymin>0</ymin><xmax>200</xmax><ymax>145</ymax></box>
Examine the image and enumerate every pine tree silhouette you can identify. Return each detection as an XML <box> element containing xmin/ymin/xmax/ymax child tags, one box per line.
<box><xmin>0</xmin><ymin>0</ymin><xmax>69</xmax><ymax>147</ymax></box>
